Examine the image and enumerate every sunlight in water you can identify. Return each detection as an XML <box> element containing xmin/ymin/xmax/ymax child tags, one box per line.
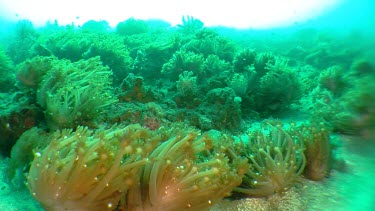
<box><xmin>0</xmin><ymin>0</ymin><xmax>340</xmax><ymax>28</ymax></box>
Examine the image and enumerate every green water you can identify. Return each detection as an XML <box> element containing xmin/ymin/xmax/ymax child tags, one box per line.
<box><xmin>0</xmin><ymin>1</ymin><xmax>374</xmax><ymax>210</ymax></box>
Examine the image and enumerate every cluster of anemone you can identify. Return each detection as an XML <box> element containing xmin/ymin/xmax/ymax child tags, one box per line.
<box><xmin>25</xmin><ymin>120</ymin><xmax>332</xmax><ymax>210</ymax></box>
<box><xmin>27</xmin><ymin>124</ymin><xmax>246</xmax><ymax>211</ymax></box>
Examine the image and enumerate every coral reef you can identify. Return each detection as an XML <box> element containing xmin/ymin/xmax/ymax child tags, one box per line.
<box><xmin>0</xmin><ymin>15</ymin><xmax>373</xmax><ymax>211</ymax></box>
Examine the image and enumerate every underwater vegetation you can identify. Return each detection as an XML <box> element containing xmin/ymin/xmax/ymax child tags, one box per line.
<box><xmin>0</xmin><ymin>16</ymin><xmax>374</xmax><ymax>210</ymax></box>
